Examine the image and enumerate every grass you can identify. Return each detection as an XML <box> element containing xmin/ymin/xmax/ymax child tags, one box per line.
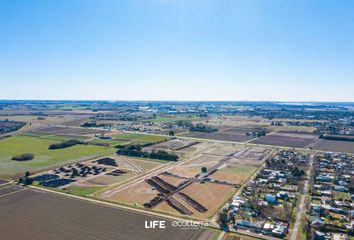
<box><xmin>220</xmin><ymin>164</ymin><xmax>258</xmax><ymax>178</ymax></box>
<box><xmin>332</xmin><ymin>191</ymin><xmax>351</xmax><ymax>200</ymax></box>
<box><xmin>24</xmin><ymin>132</ymin><xmax>88</xmax><ymax>141</ymax></box>
<box><xmin>0</xmin><ymin>135</ymin><xmax>116</xmax><ymax>178</ymax></box>
<box><xmin>66</xmin><ymin>186</ymin><xmax>105</xmax><ymax>197</ymax></box>
<box><xmin>113</xmin><ymin>133</ymin><xmax>170</xmax><ymax>143</ymax></box>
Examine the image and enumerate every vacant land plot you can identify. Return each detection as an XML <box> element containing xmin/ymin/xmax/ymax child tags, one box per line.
<box><xmin>0</xmin><ymin>135</ymin><xmax>115</xmax><ymax>178</ymax></box>
<box><xmin>179</xmin><ymin>182</ymin><xmax>236</xmax><ymax>219</ymax></box>
<box><xmin>144</xmin><ymin>139</ymin><xmax>199</xmax><ymax>151</ymax></box>
<box><xmin>66</xmin><ymin>186</ymin><xmax>105</xmax><ymax>196</ymax></box>
<box><xmin>250</xmin><ymin>132</ymin><xmax>318</xmax><ymax>148</ymax></box>
<box><xmin>312</xmin><ymin>140</ymin><xmax>354</xmax><ymax>153</ymax></box>
<box><xmin>100</xmin><ymin>181</ymin><xmax>158</xmax><ymax>206</ymax></box>
<box><xmin>83</xmin><ymin>171</ymin><xmax>136</xmax><ymax>186</ymax></box>
<box><xmin>210</xmin><ymin>164</ymin><xmax>258</xmax><ymax>185</ymax></box>
<box><xmin>167</xmin><ymin>165</ymin><xmax>202</xmax><ymax>178</ymax></box>
<box><xmin>0</xmin><ymin>188</ymin><xmax>209</xmax><ymax>240</ymax></box>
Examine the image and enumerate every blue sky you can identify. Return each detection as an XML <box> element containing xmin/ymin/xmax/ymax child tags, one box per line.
<box><xmin>0</xmin><ymin>0</ymin><xmax>353</xmax><ymax>101</ymax></box>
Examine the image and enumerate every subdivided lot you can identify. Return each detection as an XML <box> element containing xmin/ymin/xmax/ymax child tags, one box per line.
<box><xmin>144</xmin><ymin>139</ymin><xmax>200</xmax><ymax>151</ymax></box>
<box><xmin>177</xmin><ymin>182</ymin><xmax>236</xmax><ymax>219</ymax></box>
<box><xmin>0</xmin><ymin>135</ymin><xmax>115</xmax><ymax>178</ymax></box>
<box><xmin>185</xmin><ymin>132</ymin><xmax>254</xmax><ymax>142</ymax></box>
<box><xmin>250</xmin><ymin>132</ymin><xmax>318</xmax><ymax>148</ymax></box>
<box><xmin>209</xmin><ymin>164</ymin><xmax>258</xmax><ymax>185</ymax></box>
<box><xmin>0</xmin><ymin>187</ymin><xmax>211</xmax><ymax>240</ymax></box>
<box><xmin>113</xmin><ymin>133</ymin><xmax>170</xmax><ymax>144</ymax></box>
<box><xmin>312</xmin><ymin>139</ymin><xmax>354</xmax><ymax>153</ymax></box>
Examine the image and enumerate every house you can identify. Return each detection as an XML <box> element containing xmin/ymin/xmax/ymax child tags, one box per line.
<box><xmin>333</xmin><ymin>185</ymin><xmax>348</xmax><ymax>192</ymax></box>
<box><xmin>316</xmin><ymin>175</ymin><xmax>334</xmax><ymax>182</ymax></box>
<box><xmin>263</xmin><ymin>222</ymin><xmax>274</xmax><ymax>232</ymax></box>
<box><xmin>272</xmin><ymin>222</ymin><xmax>288</xmax><ymax>237</ymax></box>
<box><xmin>315</xmin><ymin>231</ymin><xmax>331</xmax><ymax>240</ymax></box>
<box><xmin>311</xmin><ymin>216</ymin><xmax>325</xmax><ymax>228</ymax></box>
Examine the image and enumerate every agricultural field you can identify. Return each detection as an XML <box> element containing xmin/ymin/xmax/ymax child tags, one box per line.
<box><xmin>87</xmin><ymin>138</ymin><xmax>130</xmax><ymax>146</ymax></box>
<box><xmin>250</xmin><ymin>131</ymin><xmax>318</xmax><ymax>148</ymax></box>
<box><xmin>0</xmin><ymin>115</ymin><xmax>83</xmax><ymax>125</ymax></box>
<box><xmin>196</xmin><ymin>116</ymin><xmax>269</xmax><ymax>128</ymax></box>
<box><xmin>312</xmin><ymin>139</ymin><xmax>354</xmax><ymax>153</ymax></box>
<box><xmin>186</xmin><ymin>131</ymin><xmax>254</xmax><ymax>142</ymax></box>
<box><xmin>32</xmin><ymin>126</ymin><xmax>104</xmax><ymax>136</ymax></box>
<box><xmin>0</xmin><ymin>135</ymin><xmax>115</xmax><ymax>178</ymax></box>
<box><xmin>113</xmin><ymin>132</ymin><xmax>170</xmax><ymax>144</ymax></box>
<box><xmin>0</xmin><ymin>186</ymin><xmax>209</xmax><ymax>240</ymax></box>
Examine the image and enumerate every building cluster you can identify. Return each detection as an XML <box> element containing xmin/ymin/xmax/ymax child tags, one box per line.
<box><xmin>307</xmin><ymin>152</ymin><xmax>354</xmax><ymax>240</ymax></box>
<box><xmin>227</xmin><ymin>150</ymin><xmax>308</xmax><ymax>238</ymax></box>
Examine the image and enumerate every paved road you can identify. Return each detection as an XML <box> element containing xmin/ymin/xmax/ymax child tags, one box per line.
<box><xmin>290</xmin><ymin>153</ymin><xmax>314</xmax><ymax>240</ymax></box>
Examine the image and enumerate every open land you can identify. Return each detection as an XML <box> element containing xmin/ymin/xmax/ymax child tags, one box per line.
<box><xmin>0</xmin><ymin>186</ymin><xmax>211</xmax><ymax>240</ymax></box>
<box><xmin>312</xmin><ymin>139</ymin><xmax>354</xmax><ymax>153</ymax></box>
<box><xmin>250</xmin><ymin>131</ymin><xmax>318</xmax><ymax>148</ymax></box>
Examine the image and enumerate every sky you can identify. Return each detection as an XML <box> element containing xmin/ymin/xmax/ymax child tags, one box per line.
<box><xmin>0</xmin><ymin>0</ymin><xmax>354</xmax><ymax>102</ymax></box>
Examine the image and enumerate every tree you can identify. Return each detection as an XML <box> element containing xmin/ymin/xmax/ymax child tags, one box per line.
<box><xmin>168</xmin><ymin>130</ymin><xmax>175</xmax><ymax>136</ymax></box>
<box><xmin>217</xmin><ymin>208</ymin><xmax>229</xmax><ymax>230</ymax></box>
<box><xmin>201</xmin><ymin>167</ymin><xmax>207</xmax><ymax>173</ymax></box>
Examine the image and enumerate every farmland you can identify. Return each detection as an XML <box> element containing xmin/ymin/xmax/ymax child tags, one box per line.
<box><xmin>0</xmin><ymin>135</ymin><xmax>115</xmax><ymax>178</ymax></box>
<box><xmin>113</xmin><ymin>133</ymin><xmax>170</xmax><ymax>144</ymax></box>
<box><xmin>312</xmin><ymin>139</ymin><xmax>354</xmax><ymax>153</ymax></box>
<box><xmin>250</xmin><ymin>131</ymin><xmax>318</xmax><ymax>148</ymax></box>
<box><xmin>0</xmin><ymin>186</ymin><xmax>210</xmax><ymax>240</ymax></box>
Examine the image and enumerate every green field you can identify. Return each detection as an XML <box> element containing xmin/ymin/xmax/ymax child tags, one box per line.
<box><xmin>113</xmin><ymin>133</ymin><xmax>170</xmax><ymax>144</ymax></box>
<box><xmin>0</xmin><ymin>135</ymin><xmax>115</xmax><ymax>178</ymax></box>
<box><xmin>66</xmin><ymin>186</ymin><xmax>105</xmax><ymax>197</ymax></box>
<box><xmin>24</xmin><ymin>132</ymin><xmax>89</xmax><ymax>141</ymax></box>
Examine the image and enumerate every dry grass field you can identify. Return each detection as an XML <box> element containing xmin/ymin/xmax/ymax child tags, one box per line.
<box><xmin>179</xmin><ymin>182</ymin><xmax>236</xmax><ymax>218</ymax></box>
<box><xmin>210</xmin><ymin>164</ymin><xmax>258</xmax><ymax>185</ymax></box>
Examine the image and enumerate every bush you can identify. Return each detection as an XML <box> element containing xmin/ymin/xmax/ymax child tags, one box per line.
<box><xmin>189</xmin><ymin>123</ymin><xmax>217</xmax><ymax>133</ymax></box>
<box><xmin>48</xmin><ymin>140</ymin><xmax>82</xmax><ymax>150</ymax></box>
<box><xmin>117</xmin><ymin>145</ymin><xmax>179</xmax><ymax>161</ymax></box>
<box><xmin>12</xmin><ymin>153</ymin><xmax>34</xmax><ymax>161</ymax></box>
